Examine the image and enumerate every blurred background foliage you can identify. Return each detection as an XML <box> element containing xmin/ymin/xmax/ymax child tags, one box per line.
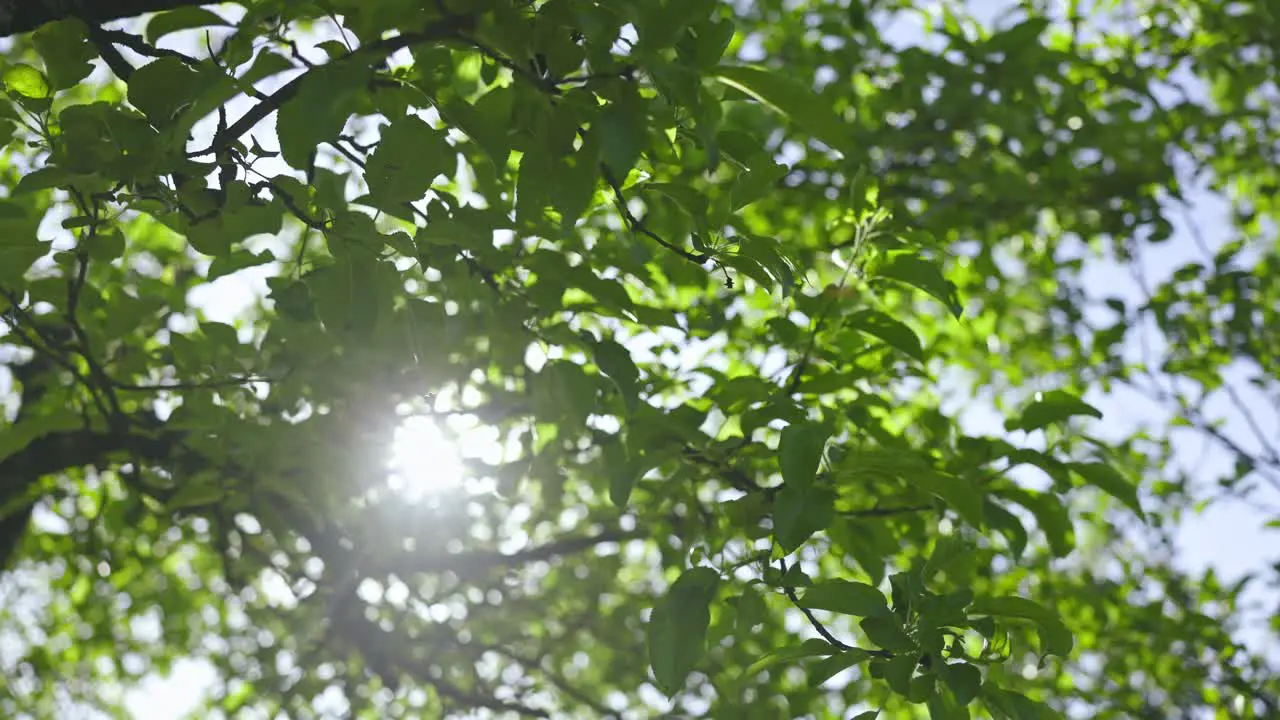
<box><xmin>0</xmin><ymin>0</ymin><xmax>1277</xmax><ymax>718</ymax></box>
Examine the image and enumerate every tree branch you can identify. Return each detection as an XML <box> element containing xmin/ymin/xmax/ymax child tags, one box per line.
<box><xmin>198</xmin><ymin>15</ymin><xmax>476</xmax><ymax>157</ymax></box>
<box><xmin>776</xmin><ymin>557</ymin><xmax>890</xmax><ymax>659</ymax></box>
<box><xmin>372</xmin><ymin>527</ymin><xmax>645</xmax><ymax>578</ymax></box>
<box><xmin>0</xmin><ymin>424</ymin><xmax>181</xmax><ymax>569</ymax></box>
<box><xmin>0</xmin><ymin>0</ymin><xmax>216</xmax><ymax>38</ymax></box>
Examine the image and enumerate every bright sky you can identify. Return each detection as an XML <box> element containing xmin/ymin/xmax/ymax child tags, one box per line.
<box><xmin>0</xmin><ymin>2</ymin><xmax>1274</xmax><ymax>717</ymax></box>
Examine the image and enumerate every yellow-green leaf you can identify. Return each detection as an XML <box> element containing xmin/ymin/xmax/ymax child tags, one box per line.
<box><xmin>3</xmin><ymin>65</ymin><xmax>51</xmax><ymax>99</ymax></box>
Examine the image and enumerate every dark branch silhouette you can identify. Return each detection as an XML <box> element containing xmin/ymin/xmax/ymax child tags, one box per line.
<box><xmin>0</xmin><ymin>0</ymin><xmax>215</xmax><ymax>38</ymax></box>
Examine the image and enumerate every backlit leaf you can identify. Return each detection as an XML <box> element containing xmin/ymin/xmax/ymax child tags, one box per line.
<box><xmin>847</xmin><ymin>310</ymin><xmax>926</xmax><ymax>362</ymax></box>
<box><xmin>1070</xmin><ymin>461</ymin><xmax>1144</xmax><ymax>518</ymax></box>
<box><xmin>1000</xmin><ymin>488</ymin><xmax>1074</xmax><ymax>557</ymax></box>
<box><xmin>3</xmin><ymin>65</ymin><xmax>50</xmax><ymax>99</ymax></box>
<box><xmin>875</xmin><ymin>252</ymin><xmax>964</xmax><ymax>318</ymax></box>
<box><xmin>1007</xmin><ymin>391</ymin><xmax>1103</xmax><ymax>432</ymax></box>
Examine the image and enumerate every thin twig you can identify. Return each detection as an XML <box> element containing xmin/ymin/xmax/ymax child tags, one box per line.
<box><xmin>555</xmin><ymin>66</ymin><xmax>636</xmax><ymax>88</ymax></box>
<box><xmin>602</xmin><ymin>168</ymin><xmax>710</xmax><ymax>265</ymax></box>
<box><xmin>1222</xmin><ymin>382</ymin><xmax>1280</xmax><ymax>465</ymax></box>
<box><xmin>197</xmin><ymin>15</ymin><xmax>476</xmax><ymax>157</ymax></box>
<box><xmin>840</xmin><ymin>504</ymin><xmax>933</xmax><ymax>518</ymax></box>
<box><xmin>776</xmin><ymin>558</ymin><xmax>891</xmax><ymax>659</ymax></box>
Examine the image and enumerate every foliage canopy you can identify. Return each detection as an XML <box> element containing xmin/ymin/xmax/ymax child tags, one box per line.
<box><xmin>1</xmin><ymin>0</ymin><xmax>1278</xmax><ymax>718</ymax></box>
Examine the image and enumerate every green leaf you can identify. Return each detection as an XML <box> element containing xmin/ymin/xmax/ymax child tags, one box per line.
<box><xmin>209</xmin><ymin>249</ymin><xmax>274</xmax><ymax>281</ymax></box>
<box><xmin>1069</xmin><ymin>461</ymin><xmax>1144</xmax><ymax>518</ymax></box>
<box><xmin>711</xmin><ymin>65</ymin><xmax>856</xmax><ymax>155</ymax></box>
<box><xmin>745</xmin><ymin>638</ymin><xmax>839</xmax><ymax>676</ymax></box>
<box><xmin>841</xmin><ymin>449</ymin><xmax>984</xmax><ymax>527</ymax></box>
<box><xmin>730</xmin><ymin>161</ymin><xmax>789</xmax><ymax>212</ymax></box>
<box><xmin>735</xmin><ymin>587</ymin><xmax>767</xmax><ymax>637</ymax></box>
<box><xmin>773</xmin><ymin>482</ymin><xmax>835</xmax><ymax>553</ymax></box>
<box><xmin>1006</xmin><ymin>390</ymin><xmax>1103</xmax><ymax>432</ymax></box>
<box><xmin>983</xmin><ymin>688</ymin><xmax>1064</xmax><ymax>720</ymax></box>
<box><xmin>435</xmin><ymin>87</ymin><xmax>512</xmax><ymax>168</ymax></box>
<box><xmin>516</xmin><ymin>143</ymin><xmax>555</xmax><ymax>228</ymax></box>
<box><xmin>604</xmin><ymin>438</ymin><xmax>657</xmax><ymax>509</ymax></box>
<box><xmin>799</xmin><ymin>580</ymin><xmax>890</xmax><ymax>617</ymax></box>
<box><xmin>276</xmin><ymin>61</ymin><xmax>370</xmax><ymax>167</ymax></box>
<box><xmin>851</xmin><ymin>713</ymin><xmax>880</xmax><ymax>720</ymax></box>
<box><xmin>128</xmin><ymin>57</ymin><xmax>205</xmax><ymax>127</ymax></box>
<box><xmin>530</xmin><ymin>360</ymin><xmax>599</xmax><ymax>431</ymax></box>
<box><xmin>938</xmin><ymin>662</ymin><xmax>983</xmax><ymax>706</ymax></box>
<box><xmin>61</xmin><ymin>216</ymin><xmax>93</xmax><ymax>229</ymax></box>
<box><xmin>875</xmin><ymin>253</ymin><xmax>963</xmax><ymax>318</ymax></box>
<box><xmin>548</xmin><ymin>137</ymin><xmax>601</xmax><ymax>230</ymax></box>
<box><xmin>779</xmin><ymin>421</ymin><xmax>829</xmax><ymax>488</ymax></box>
<box><xmin>684</xmin><ymin>17</ymin><xmax>736</xmax><ymax>68</ymax></box>
<box><xmin>1000</xmin><ymin>488</ymin><xmax>1074</xmax><ymax>557</ymax></box>
<box><xmin>597</xmin><ymin>90</ymin><xmax>646</xmax><ymax>179</ymax></box>
<box><xmin>645</xmin><ymin>182</ymin><xmax>709</xmax><ymax>225</ymax></box>
<box><xmin>636</xmin><ymin>0</ymin><xmax>718</xmax><ymax>51</ymax></box>
<box><xmin>363</xmin><ymin>115</ymin><xmax>455</xmax><ymax>208</ymax></box>
<box><xmin>969</xmin><ymin>596</ymin><xmax>1073</xmax><ymax>658</ymax></box>
<box><xmin>879</xmin><ymin>654</ymin><xmax>918</xmax><ymax>697</ymax></box>
<box><xmin>166</xmin><ymin>480</ymin><xmax>226</xmax><ymax>510</ymax></box>
<box><xmin>860</xmin><ymin>615</ymin><xmax>917</xmax><ymax>652</ymax></box>
<box><xmin>608</xmin><ymin>455</ymin><xmax>642</xmax><ymax>508</ymax></box>
<box><xmin>13</xmin><ymin>165</ymin><xmax>80</xmax><ymax>194</ymax></box>
<box><xmin>647</xmin><ymin>567</ymin><xmax>720</xmax><ymax>695</ymax></box>
<box><xmin>922</xmin><ymin>534</ymin><xmax>973</xmax><ymax>582</ymax></box>
<box><xmin>0</xmin><ymin>202</ymin><xmax>45</xmax><ymax>283</ymax></box>
<box><xmin>4</xmin><ymin>65</ymin><xmax>51</xmax><ymax>100</ymax></box>
<box><xmin>847</xmin><ymin>310</ymin><xmax>926</xmax><ymax>362</ymax></box>
<box><xmin>927</xmin><ymin>690</ymin><xmax>970</xmax><ymax>720</ymax></box>
<box><xmin>986</xmin><ymin>17</ymin><xmax>1052</xmax><ymax>54</ymax></box>
<box><xmin>807</xmin><ymin>648</ymin><xmax>871</xmax><ymax>686</ymax></box>
<box><xmin>32</xmin><ymin>19</ymin><xmax>95</xmax><ymax>90</ymax></box>
<box><xmin>307</xmin><ymin>252</ymin><xmax>398</xmax><ymax>342</ymax></box>
<box><xmin>145</xmin><ymin>7</ymin><xmax>232</xmax><ymax>44</ymax></box>
<box><xmin>779</xmin><ymin>563</ymin><xmax>813</xmax><ymax>587</ymax></box>
<box><xmin>181</xmin><ymin>183</ymin><xmax>283</xmax><ymax>257</ymax></box>
<box><xmin>737</xmin><ymin>234</ymin><xmax>798</xmax><ymax>295</ymax></box>
<box><xmin>83</xmin><ymin>231</ymin><xmax>125</xmax><ymax>262</ymax></box>
<box><xmin>983</xmin><ymin>500</ymin><xmax>1028</xmax><ymax>559</ymax></box>
<box><xmin>594</xmin><ymin>339</ymin><xmax>641</xmax><ymax>414</ymax></box>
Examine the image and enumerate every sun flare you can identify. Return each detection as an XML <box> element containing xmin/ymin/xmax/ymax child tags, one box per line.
<box><xmin>388</xmin><ymin>415</ymin><xmax>467</xmax><ymax>497</ymax></box>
